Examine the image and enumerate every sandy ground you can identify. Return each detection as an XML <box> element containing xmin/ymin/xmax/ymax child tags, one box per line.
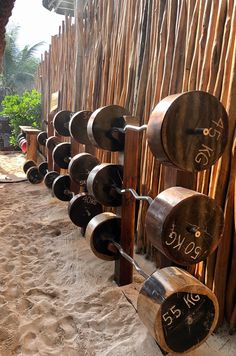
<box><xmin>0</xmin><ymin>151</ymin><xmax>235</xmax><ymax>356</ymax></box>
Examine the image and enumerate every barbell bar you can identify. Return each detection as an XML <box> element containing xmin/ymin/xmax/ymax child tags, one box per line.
<box><xmin>87</xmin><ymin>163</ymin><xmax>224</xmax><ymax>265</ymax></box>
<box><xmin>85</xmin><ymin>212</ymin><xmax>219</xmax><ymax>354</ymax></box>
<box><xmin>87</xmin><ymin>91</ymin><xmax>228</xmax><ymax>172</ymax></box>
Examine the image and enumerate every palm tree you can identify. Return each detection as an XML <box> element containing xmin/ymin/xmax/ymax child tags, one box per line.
<box><xmin>0</xmin><ymin>26</ymin><xmax>44</xmax><ymax>96</ymax></box>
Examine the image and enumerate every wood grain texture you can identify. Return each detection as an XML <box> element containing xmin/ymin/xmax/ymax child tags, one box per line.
<box><xmin>145</xmin><ymin>187</ymin><xmax>224</xmax><ymax>266</ymax></box>
<box><xmin>137</xmin><ymin>266</ymin><xmax>219</xmax><ymax>354</ymax></box>
<box><xmin>115</xmin><ymin>116</ymin><xmax>140</xmax><ymax>286</ymax></box>
<box><xmin>35</xmin><ymin>0</ymin><xmax>236</xmax><ymax>325</ymax></box>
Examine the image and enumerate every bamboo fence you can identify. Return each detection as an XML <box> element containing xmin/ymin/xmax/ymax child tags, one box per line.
<box><xmin>35</xmin><ymin>0</ymin><xmax>236</xmax><ymax>329</ymax></box>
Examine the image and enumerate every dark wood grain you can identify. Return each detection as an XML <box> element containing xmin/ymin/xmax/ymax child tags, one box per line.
<box><xmin>47</xmin><ymin>110</ymin><xmax>58</xmax><ymax>172</ymax></box>
<box><xmin>137</xmin><ymin>266</ymin><xmax>219</xmax><ymax>354</ymax></box>
<box><xmin>87</xmin><ymin>105</ymin><xmax>130</xmax><ymax>151</ymax></box>
<box><xmin>147</xmin><ymin>91</ymin><xmax>228</xmax><ymax>172</ymax></box>
<box><xmin>87</xmin><ymin>163</ymin><xmax>123</xmax><ymax>207</ymax></box>
<box><xmin>69</xmin><ymin>110</ymin><xmax>93</xmax><ymax>145</ymax></box>
<box><xmin>145</xmin><ymin>187</ymin><xmax>224</xmax><ymax>266</ymax></box>
<box><xmin>114</xmin><ymin>116</ymin><xmax>139</xmax><ymax>286</ymax></box>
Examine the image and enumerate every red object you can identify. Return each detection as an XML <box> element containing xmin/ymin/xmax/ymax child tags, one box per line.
<box><xmin>20</xmin><ymin>139</ymin><xmax>27</xmax><ymax>153</ymax></box>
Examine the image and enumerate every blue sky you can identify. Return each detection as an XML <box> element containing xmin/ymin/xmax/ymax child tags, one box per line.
<box><xmin>7</xmin><ymin>0</ymin><xmax>65</xmax><ymax>57</ymax></box>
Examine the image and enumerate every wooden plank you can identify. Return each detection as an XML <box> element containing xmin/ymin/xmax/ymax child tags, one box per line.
<box><xmin>114</xmin><ymin>116</ymin><xmax>140</xmax><ymax>286</ymax></box>
<box><xmin>20</xmin><ymin>126</ymin><xmax>41</xmax><ymax>162</ymax></box>
<box><xmin>26</xmin><ymin>133</ymin><xmax>38</xmax><ymax>162</ymax></box>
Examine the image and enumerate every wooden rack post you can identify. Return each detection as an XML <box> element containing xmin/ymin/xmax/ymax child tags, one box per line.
<box><xmin>47</xmin><ymin>91</ymin><xmax>60</xmax><ymax>172</ymax></box>
<box><xmin>46</xmin><ymin>110</ymin><xmax>62</xmax><ymax>173</ymax></box>
<box><xmin>114</xmin><ymin>116</ymin><xmax>140</xmax><ymax>286</ymax></box>
<box><xmin>70</xmin><ymin>138</ymin><xmax>81</xmax><ymax>194</ymax></box>
<box><xmin>19</xmin><ymin>126</ymin><xmax>41</xmax><ymax>162</ymax></box>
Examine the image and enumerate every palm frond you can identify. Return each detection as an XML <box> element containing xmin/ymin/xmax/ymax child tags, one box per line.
<box><xmin>2</xmin><ymin>26</ymin><xmax>41</xmax><ymax>94</ymax></box>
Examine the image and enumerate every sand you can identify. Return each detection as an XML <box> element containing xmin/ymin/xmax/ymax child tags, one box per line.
<box><xmin>0</xmin><ymin>152</ymin><xmax>235</xmax><ymax>356</ymax></box>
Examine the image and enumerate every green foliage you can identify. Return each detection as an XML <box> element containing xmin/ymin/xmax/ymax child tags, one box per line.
<box><xmin>0</xmin><ymin>89</ymin><xmax>41</xmax><ymax>146</ymax></box>
<box><xmin>1</xmin><ymin>26</ymin><xmax>44</xmax><ymax>95</ymax></box>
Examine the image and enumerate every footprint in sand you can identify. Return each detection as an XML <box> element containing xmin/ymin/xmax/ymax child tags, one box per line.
<box><xmin>0</xmin><ymin>326</ymin><xmax>11</xmax><ymax>342</ymax></box>
<box><xmin>16</xmin><ymin>298</ymin><xmax>34</xmax><ymax>313</ymax></box>
<box><xmin>29</xmin><ymin>299</ymin><xmax>56</xmax><ymax>317</ymax></box>
<box><xmin>20</xmin><ymin>272</ymin><xmax>34</xmax><ymax>279</ymax></box>
<box><xmin>50</xmin><ymin>228</ymin><xmax>62</xmax><ymax>237</ymax></box>
<box><xmin>3</xmin><ymin>281</ymin><xmax>22</xmax><ymax>299</ymax></box>
<box><xmin>25</xmin><ymin>246</ymin><xmax>39</xmax><ymax>256</ymax></box>
<box><xmin>2</xmin><ymin>312</ymin><xmax>20</xmax><ymax>330</ymax></box>
<box><xmin>4</xmin><ymin>262</ymin><xmax>15</xmax><ymax>272</ymax></box>
<box><xmin>0</xmin><ymin>257</ymin><xmax>7</xmax><ymax>264</ymax></box>
<box><xmin>26</xmin><ymin>287</ymin><xmax>58</xmax><ymax>299</ymax></box>
<box><xmin>11</xmin><ymin>239</ymin><xmax>19</xmax><ymax>247</ymax></box>
<box><xmin>12</xmin><ymin>244</ymin><xmax>25</xmax><ymax>253</ymax></box>
<box><xmin>21</xmin><ymin>331</ymin><xmax>38</xmax><ymax>353</ymax></box>
<box><xmin>36</xmin><ymin>315</ymin><xmax>65</xmax><ymax>348</ymax></box>
<box><xmin>58</xmin><ymin>315</ymin><xmax>78</xmax><ymax>340</ymax></box>
<box><xmin>0</xmin><ymin>304</ymin><xmax>11</xmax><ymax>319</ymax></box>
<box><xmin>6</xmin><ymin>251</ymin><xmax>16</xmax><ymax>259</ymax></box>
<box><xmin>52</xmin><ymin>252</ymin><xmax>60</xmax><ymax>258</ymax></box>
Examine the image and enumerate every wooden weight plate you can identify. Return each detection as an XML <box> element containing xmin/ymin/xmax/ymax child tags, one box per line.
<box><xmin>44</xmin><ymin>171</ymin><xmax>59</xmax><ymax>189</ymax></box>
<box><xmin>87</xmin><ymin>105</ymin><xmax>130</xmax><ymax>151</ymax></box>
<box><xmin>68</xmin><ymin>153</ymin><xmax>100</xmax><ymax>185</ymax></box>
<box><xmin>145</xmin><ymin>187</ymin><xmax>224</xmax><ymax>265</ymax></box>
<box><xmin>69</xmin><ymin>110</ymin><xmax>92</xmax><ymax>145</ymax></box>
<box><xmin>52</xmin><ymin>142</ymin><xmax>71</xmax><ymax>169</ymax></box>
<box><xmin>147</xmin><ymin>91</ymin><xmax>228</xmax><ymax>172</ymax></box>
<box><xmin>85</xmin><ymin>212</ymin><xmax>121</xmax><ymax>260</ymax></box>
<box><xmin>37</xmin><ymin>131</ymin><xmax>48</xmax><ymax>146</ymax></box>
<box><xmin>38</xmin><ymin>161</ymin><xmax>48</xmax><ymax>176</ymax></box>
<box><xmin>53</xmin><ymin>110</ymin><xmax>72</xmax><ymax>137</ymax></box>
<box><xmin>23</xmin><ymin>160</ymin><xmax>37</xmax><ymax>174</ymax></box>
<box><xmin>46</xmin><ymin>136</ymin><xmax>59</xmax><ymax>151</ymax></box>
<box><xmin>26</xmin><ymin>166</ymin><xmax>43</xmax><ymax>184</ymax></box>
<box><xmin>68</xmin><ymin>193</ymin><xmax>103</xmax><ymax>228</ymax></box>
<box><xmin>87</xmin><ymin>163</ymin><xmax>123</xmax><ymax>207</ymax></box>
<box><xmin>52</xmin><ymin>174</ymin><xmax>73</xmax><ymax>201</ymax></box>
<box><xmin>137</xmin><ymin>266</ymin><xmax>219</xmax><ymax>354</ymax></box>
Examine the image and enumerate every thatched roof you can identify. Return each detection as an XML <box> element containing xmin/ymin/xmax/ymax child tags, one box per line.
<box><xmin>42</xmin><ymin>0</ymin><xmax>74</xmax><ymax>16</ymax></box>
<box><xmin>0</xmin><ymin>0</ymin><xmax>16</xmax><ymax>67</ymax></box>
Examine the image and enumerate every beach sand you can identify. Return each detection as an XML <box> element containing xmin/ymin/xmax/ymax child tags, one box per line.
<box><xmin>0</xmin><ymin>152</ymin><xmax>235</xmax><ymax>356</ymax></box>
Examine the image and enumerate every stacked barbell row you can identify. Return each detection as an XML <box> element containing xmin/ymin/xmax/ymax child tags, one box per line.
<box><xmin>22</xmin><ymin>90</ymin><xmax>229</xmax><ymax>354</ymax></box>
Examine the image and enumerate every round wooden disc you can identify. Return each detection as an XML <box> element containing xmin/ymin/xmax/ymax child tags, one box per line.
<box><xmin>69</xmin><ymin>110</ymin><xmax>92</xmax><ymax>145</ymax></box>
<box><xmin>52</xmin><ymin>175</ymin><xmax>73</xmax><ymax>201</ymax></box>
<box><xmin>87</xmin><ymin>163</ymin><xmax>123</xmax><ymax>207</ymax></box>
<box><xmin>68</xmin><ymin>193</ymin><xmax>103</xmax><ymax>228</ymax></box>
<box><xmin>46</xmin><ymin>136</ymin><xmax>59</xmax><ymax>151</ymax></box>
<box><xmin>85</xmin><ymin>212</ymin><xmax>121</xmax><ymax>260</ymax></box>
<box><xmin>68</xmin><ymin>153</ymin><xmax>100</xmax><ymax>185</ymax></box>
<box><xmin>37</xmin><ymin>131</ymin><xmax>48</xmax><ymax>146</ymax></box>
<box><xmin>52</xmin><ymin>142</ymin><xmax>71</xmax><ymax>169</ymax></box>
<box><xmin>87</xmin><ymin>105</ymin><xmax>130</xmax><ymax>151</ymax></box>
<box><xmin>38</xmin><ymin>161</ymin><xmax>48</xmax><ymax>176</ymax></box>
<box><xmin>23</xmin><ymin>160</ymin><xmax>37</xmax><ymax>174</ymax></box>
<box><xmin>147</xmin><ymin>91</ymin><xmax>228</xmax><ymax>171</ymax></box>
<box><xmin>26</xmin><ymin>166</ymin><xmax>43</xmax><ymax>184</ymax></box>
<box><xmin>145</xmin><ymin>187</ymin><xmax>224</xmax><ymax>265</ymax></box>
<box><xmin>44</xmin><ymin>171</ymin><xmax>59</xmax><ymax>189</ymax></box>
<box><xmin>53</xmin><ymin>110</ymin><xmax>72</xmax><ymax>137</ymax></box>
<box><xmin>137</xmin><ymin>266</ymin><xmax>219</xmax><ymax>354</ymax></box>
